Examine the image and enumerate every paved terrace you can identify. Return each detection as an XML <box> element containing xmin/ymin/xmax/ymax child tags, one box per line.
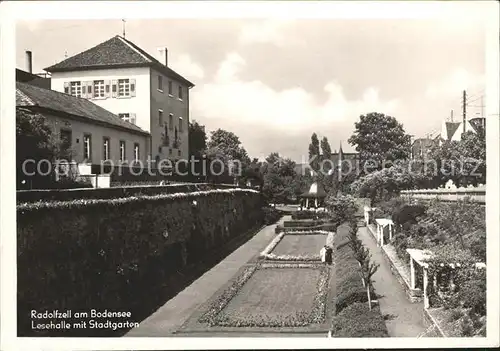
<box><xmin>126</xmin><ymin>216</ymin><xmax>330</xmax><ymax>337</ymax></box>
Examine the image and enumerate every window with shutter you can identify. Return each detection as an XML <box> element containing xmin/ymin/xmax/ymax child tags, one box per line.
<box><xmin>130</xmin><ymin>113</ymin><xmax>136</xmax><ymax>125</ymax></box>
<box><xmin>64</xmin><ymin>82</ymin><xmax>70</xmax><ymax>94</ymax></box>
<box><xmin>105</xmin><ymin>80</ymin><xmax>111</xmax><ymax>97</ymax></box>
<box><xmin>87</xmin><ymin>83</ymin><xmax>92</xmax><ymax>96</ymax></box>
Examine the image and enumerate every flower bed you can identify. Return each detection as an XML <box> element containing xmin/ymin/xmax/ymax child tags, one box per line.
<box><xmin>259</xmin><ymin>231</ymin><xmax>332</xmax><ymax>261</ymax></box>
<box><xmin>199</xmin><ymin>263</ymin><xmax>330</xmax><ymax>327</ymax></box>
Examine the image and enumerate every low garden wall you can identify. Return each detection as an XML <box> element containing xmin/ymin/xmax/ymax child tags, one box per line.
<box><xmin>17</xmin><ymin>188</ymin><xmax>264</xmax><ymax>336</ymax></box>
<box><xmin>17</xmin><ymin>183</ymin><xmax>240</xmax><ymax>203</ymax></box>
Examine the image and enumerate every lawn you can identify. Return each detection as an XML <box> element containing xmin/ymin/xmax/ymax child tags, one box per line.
<box><xmin>271</xmin><ymin>234</ymin><xmax>327</xmax><ymax>256</ymax></box>
<box><xmin>182</xmin><ymin>263</ymin><xmax>333</xmax><ymax>331</ymax></box>
<box><xmin>221</xmin><ymin>267</ymin><xmax>321</xmax><ymax>320</ymax></box>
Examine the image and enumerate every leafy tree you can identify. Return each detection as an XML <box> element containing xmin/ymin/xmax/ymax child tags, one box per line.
<box><xmin>16</xmin><ymin>108</ymin><xmax>62</xmax><ymax>189</ymax></box>
<box><xmin>348</xmin><ymin>112</ymin><xmax>412</xmax><ymax>172</ymax></box>
<box><xmin>321</xmin><ymin>136</ymin><xmax>332</xmax><ymax>159</ymax></box>
<box><xmin>308</xmin><ymin>133</ymin><xmax>321</xmax><ymax>173</ymax></box>
<box><xmin>261</xmin><ymin>153</ymin><xmax>299</xmax><ymax>203</ymax></box>
<box><xmin>188</xmin><ymin>120</ymin><xmax>207</xmax><ymax>158</ymax></box>
<box><xmin>206</xmin><ymin>128</ymin><xmax>251</xmax><ymax>182</ymax></box>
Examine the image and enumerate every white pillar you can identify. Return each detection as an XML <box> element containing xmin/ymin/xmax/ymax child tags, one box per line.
<box><xmin>389</xmin><ymin>224</ymin><xmax>393</xmax><ymax>241</ymax></box>
<box><xmin>423</xmin><ymin>267</ymin><xmax>429</xmax><ymax>308</ymax></box>
<box><xmin>305</xmin><ymin>198</ymin><xmax>309</xmax><ymax>208</ymax></box>
<box><xmin>315</xmin><ymin>198</ymin><xmax>318</xmax><ymax>207</ymax></box>
<box><xmin>380</xmin><ymin>225</ymin><xmax>384</xmax><ymax>246</ymax></box>
<box><xmin>410</xmin><ymin>257</ymin><xmax>416</xmax><ymax>289</ymax></box>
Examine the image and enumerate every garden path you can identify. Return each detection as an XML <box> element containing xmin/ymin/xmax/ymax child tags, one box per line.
<box><xmin>357</xmin><ymin>226</ymin><xmax>426</xmax><ymax>337</ymax></box>
<box><xmin>125</xmin><ymin>216</ymin><xmax>291</xmax><ymax>337</ymax></box>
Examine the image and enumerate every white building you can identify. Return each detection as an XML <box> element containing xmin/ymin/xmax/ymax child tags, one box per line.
<box><xmin>44</xmin><ymin>35</ymin><xmax>195</xmax><ymax>165</ymax></box>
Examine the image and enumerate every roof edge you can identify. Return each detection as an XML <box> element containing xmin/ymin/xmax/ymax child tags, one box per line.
<box><xmin>21</xmin><ymin>105</ymin><xmax>150</xmax><ymax>137</ymax></box>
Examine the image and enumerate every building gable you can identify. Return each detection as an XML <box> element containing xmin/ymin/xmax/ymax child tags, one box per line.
<box><xmin>44</xmin><ymin>35</ymin><xmax>194</xmax><ymax>88</ymax></box>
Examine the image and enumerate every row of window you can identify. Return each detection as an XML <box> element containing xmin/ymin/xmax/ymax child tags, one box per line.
<box><xmin>64</xmin><ymin>79</ymin><xmax>136</xmax><ymax>99</ymax></box>
<box><xmin>60</xmin><ymin>129</ymin><xmax>140</xmax><ymax>163</ymax></box>
<box><xmin>92</xmin><ymin>135</ymin><xmax>140</xmax><ymax>162</ymax></box>
<box><xmin>64</xmin><ymin>77</ymin><xmax>185</xmax><ymax>100</ymax></box>
<box><xmin>157</xmin><ymin>75</ymin><xmax>183</xmax><ymax>100</ymax></box>
<box><xmin>157</xmin><ymin>110</ymin><xmax>183</xmax><ymax>131</ymax></box>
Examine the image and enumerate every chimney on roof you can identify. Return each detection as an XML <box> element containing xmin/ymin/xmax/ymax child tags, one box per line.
<box><xmin>25</xmin><ymin>50</ymin><xmax>33</xmax><ymax>73</ymax></box>
<box><xmin>158</xmin><ymin>47</ymin><xmax>168</xmax><ymax>67</ymax></box>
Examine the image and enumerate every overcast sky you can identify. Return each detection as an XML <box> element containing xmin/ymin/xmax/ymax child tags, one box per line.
<box><xmin>16</xmin><ymin>8</ymin><xmax>487</xmax><ymax>162</ymax></box>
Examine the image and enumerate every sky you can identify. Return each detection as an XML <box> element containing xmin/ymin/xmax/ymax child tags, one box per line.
<box><xmin>15</xmin><ymin>7</ymin><xmax>487</xmax><ymax>162</ymax></box>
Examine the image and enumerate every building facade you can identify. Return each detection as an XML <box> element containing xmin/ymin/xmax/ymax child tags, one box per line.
<box><xmin>44</xmin><ymin>35</ymin><xmax>194</xmax><ymax>166</ymax></box>
<box><xmin>16</xmin><ymin>81</ymin><xmax>149</xmax><ymax>167</ymax></box>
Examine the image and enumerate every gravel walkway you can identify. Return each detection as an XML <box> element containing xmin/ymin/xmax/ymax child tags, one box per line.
<box><xmin>358</xmin><ymin>226</ymin><xmax>426</xmax><ymax>337</ymax></box>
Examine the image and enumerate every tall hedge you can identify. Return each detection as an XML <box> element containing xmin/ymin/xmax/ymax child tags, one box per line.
<box><xmin>17</xmin><ymin>189</ymin><xmax>263</xmax><ymax>336</ymax></box>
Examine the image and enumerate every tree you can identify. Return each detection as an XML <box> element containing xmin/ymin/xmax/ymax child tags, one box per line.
<box><xmin>188</xmin><ymin>120</ymin><xmax>207</xmax><ymax>158</ymax></box>
<box><xmin>206</xmin><ymin>128</ymin><xmax>251</xmax><ymax>183</ymax></box>
<box><xmin>348</xmin><ymin>112</ymin><xmax>412</xmax><ymax>172</ymax></box>
<box><xmin>308</xmin><ymin>133</ymin><xmax>321</xmax><ymax>173</ymax></box>
<box><xmin>321</xmin><ymin>136</ymin><xmax>332</xmax><ymax>159</ymax></box>
<box><xmin>261</xmin><ymin>152</ymin><xmax>299</xmax><ymax>203</ymax></box>
<box><xmin>16</xmin><ymin>108</ymin><xmax>61</xmax><ymax>189</ymax></box>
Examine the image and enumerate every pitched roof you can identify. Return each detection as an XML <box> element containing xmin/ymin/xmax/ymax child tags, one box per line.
<box><xmin>44</xmin><ymin>35</ymin><xmax>194</xmax><ymax>87</ymax></box>
<box><xmin>16</xmin><ymin>69</ymin><xmax>51</xmax><ymax>89</ymax></box>
<box><xmin>16</xmin><ymin>82</ymin><xmax>149</xmax><ymax>136</ymax></box>
<box><xmin>300</xmin><ymin>181</ymin><xmax>327</xmax><ymax>198</ymax></box>
<box><xmin>445</xmin><ymin>122</ymin><xmax>461</xmax><ymax>140</ymax></box>
<box><xmin>468</xmin><ymin>118</ymin><xmax>486</xmax><ymax>133</ymax></box>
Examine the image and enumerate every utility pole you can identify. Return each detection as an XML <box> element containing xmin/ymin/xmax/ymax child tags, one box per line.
<box><xmin>122</xmin><ymin>19</ymin><xmax>126</xmax><ymax>38</ymax></box>
<box><xmin>462</xmin><ymin>90</ymin><xmax>467</xmax><ymax>134</ymax></box>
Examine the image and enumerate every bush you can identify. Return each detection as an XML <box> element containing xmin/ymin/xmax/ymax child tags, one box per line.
<box><xmin>262</xmin><ymin>207</ymin><xmax>282</xmax><ymax>225</ymax></box>
<box><xmin>326</xmin><ymin>194</ymin><xmax>358</xmax><ymax>225</ymax></box>
<box><xmin>291</xmin><ymin>211</ymin><xmax>330</xmax><ymax>220</ymax></box>
<box><xmin>392</xmin><ymin>204</ymin><xmax>427</xmax><ymax>227</ymax></box>
<box><xmin>331</xmin><ymin>302</ymin><xmax>388</xmax><ymax>337</ymax></box>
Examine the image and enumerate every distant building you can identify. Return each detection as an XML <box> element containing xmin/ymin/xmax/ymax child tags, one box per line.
<box><xmin>438</xmin><ymin>117</ymin><xmax>486</xmax><ymax>145</ymax></box>
<box><xmin>16</xmin><ymin>51</ymin><xmax>51</xmax><ymax>89</ymax></box>
<box><xmin>44</xmin><ymin>35</ymin><xmax>195</xmax><ymax>164</ymax></box>
<box><xmin>411</xmin><ymin>138</ymin><xmax>435</xmax><ymax>160</ymax></box>
<box><xmin>16</xmin><ymin>81</ymin><xmax>149</xmax><ymax>166</ymax></box>
<box><xmin>295</xmin><ymin>143</ymin><xmax>359</xmax><ymax>176</ymax></box>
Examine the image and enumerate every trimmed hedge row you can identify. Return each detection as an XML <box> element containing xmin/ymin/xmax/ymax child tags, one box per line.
<box><xmin>17</xmin><ymin>188</ymin><xmax>263</xmax><ymax>336</ymax></box>
<box><xmin>291</xmin><ymin>211</ymin><xmax>330</xmax><ymax>220</ymax></box>
<box><xmin>274</xmin><ymin>222</ymin><xmax>337</xmax><ymax>234</ymax></box>
<box><xmin>16</xmin><ymin>183</ymin><xmax>240</xmax><ymax>203</ymax></box>
<box><xmin>331</xmin><ymin>223</ymin><xmax>388</xmax><ymax>337</ymax></box>
<box><xmin>283</xmin><ymin>220</ymin><xmax>324</xmax><ymax>228</ymax></box>
<box><xmin>331</xmin><ymin>302</ymin><xmax>388</xmax><ymax>337</ymax></box>
<box><xmin>334</xmin><ymin>239</ymin><xmax>370</xmax><ymax>314</ymax></box>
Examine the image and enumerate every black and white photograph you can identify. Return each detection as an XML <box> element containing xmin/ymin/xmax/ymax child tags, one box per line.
<box><xmin>1</xmin><ymin>1</ymin><xmax>499</xmax><ymax>350</ymax></box>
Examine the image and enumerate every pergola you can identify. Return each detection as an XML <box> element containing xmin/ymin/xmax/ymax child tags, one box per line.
<box><xmin>406</xmin><ymin>248</ymin><xmax>486</xmax><ymax>309</ymax></box>
<box><xmin>299</xmin><ymin>182</ymin><xmax>327</xmax><ymax>208</ymax></box>
<box><xmin>375</xmin><ymin>218</ymin><xmax>394</xmax><ymax>247</ymax></box>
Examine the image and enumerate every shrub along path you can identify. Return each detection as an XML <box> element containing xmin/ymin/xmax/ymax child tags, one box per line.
<box><xmin>357</xmin><ymin>226</ymin><xmax>426</xmax><ymax>337</ymax></box>
<box><xmin>125</xmin><ymin>217</ymin><xmax>290</xmax><ymax>337</ymax></box>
